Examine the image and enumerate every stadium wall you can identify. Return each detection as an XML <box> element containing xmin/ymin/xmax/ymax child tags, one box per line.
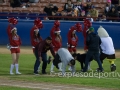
<box><xmin>0</xmin><ymin>20</ymin><xmax>120</xmax><ymax>49</ymax></box>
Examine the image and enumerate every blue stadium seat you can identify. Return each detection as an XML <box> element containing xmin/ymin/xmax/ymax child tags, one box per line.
<box><xmin>8</xmin><ymin>13</ymin><xmax>19</xmax><ymax>19</ymax></box>
<box><xmin>38</xmin><ymin>13</ymin><xmax>47</xmax><ymax>20</ymax></box>
<box><xmin>27</xmin><ymin>13</ymin><xmax>39</xmax><ymax>20</ymax></box>
<box><xmin>18</xmin><ymin>13</ymin><xmax>28</xmax><ymax>19</ymax></box>
<box><xmin>0</xmin><ymin>12</ymin><xmax>9</xmax><ymax>19</ymax></box>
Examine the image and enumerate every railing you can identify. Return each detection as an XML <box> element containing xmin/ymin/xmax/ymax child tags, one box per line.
<box><xmin>0</xmin><ymin>13</ymin><xmax>120</xmax><ymax>21</ymax></box>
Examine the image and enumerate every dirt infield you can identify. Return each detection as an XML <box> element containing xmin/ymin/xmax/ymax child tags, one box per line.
<box><xmin>0</xmin><ymin>78</ymin><xmax>117</xmax><ymax>90</ymax></box>
<box><xmin>0</xmin><ymin>46</ymin><xmax>120</xmax><ymax>58</ymax></box>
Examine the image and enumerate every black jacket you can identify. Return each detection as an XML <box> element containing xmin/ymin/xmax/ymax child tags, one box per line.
<box><xmin>107</xmin><ymin>10</ymin><xmax>119</xmax><ymax>17</ymax></box>
<box><xmin>86</xmin><ymin>32</ymin><xmax>101</xmax><ymax>52</ymax></box>
<box><xmin>44</xmin><ymin>6</ymin><xmax>58</xmax><ymax>20</ymax></box>
<box><xmin>44</xmin><ymin>6</ymin><xmax>58</xmax><ymax>16</ymax></box>
<box><xmin>10</xmin><ymin>0</ymin><xmax>22</xmax><ymax>8</ymax></box>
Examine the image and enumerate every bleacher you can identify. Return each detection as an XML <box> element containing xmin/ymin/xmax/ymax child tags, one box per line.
<box><xmin>0</xmin><ymin>0</ymin><xmax>107</xmax><ymax>20</ymax></box>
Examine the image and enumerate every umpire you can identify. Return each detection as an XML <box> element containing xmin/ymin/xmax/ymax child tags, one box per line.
<box><xmin>83</xmin><ymin>27</ymin><xmax>103</xmax><ymax>72</ymax></box>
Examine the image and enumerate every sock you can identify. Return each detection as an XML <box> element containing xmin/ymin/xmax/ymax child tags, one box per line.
<box><xmin>50</xmin><ymin>63</ymin><xmax>54</xmax><ymax>71</ymax></box>
<box><xmin>109</xmin><ymin>60</ymin><xmax>112</xmax><ymax>64</ymax></box>
<box><xmin>10</xmin><ymin>64</ymin><xmax>14</xmax><ymax>73</ymax></box>
<box><xmin>38</xmin><ymin>65</ymin><xmax>40</xmax><ymax>72</ymax></box>
<box><xmin>87</xmin><ymin>62</ymin><xmax>91</xmax><ymax>70</ymax></box>
<box><xmin>15</xmin><ymin>64</ymin><xmax>19</xmax><ymax>73</ymax></box>
<box><xmin>68</xmin><ymin>66</ymin><xmax>72</xmax><ymax>71</ymax></box>
<box><xmin>58</xmin><ymin>62</ymin><xmax>62</xmax><ymax>70</ymax></box>
<box><xmin>108</xmin><ymin>59</ymin><xmax>115</xmax><ymax>64</ymax></box>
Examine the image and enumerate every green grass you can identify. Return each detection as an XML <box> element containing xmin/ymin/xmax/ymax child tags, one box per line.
<box><xmin>0</xmin><ymin>54</ymin><xmax>120</xmax><ymax>89</ymax></box>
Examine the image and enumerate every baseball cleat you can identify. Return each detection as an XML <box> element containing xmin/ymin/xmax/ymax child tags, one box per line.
<box><xmin>111</xmin><ymin>64</ymin><xmax>116</xmax><ymax>72</ymax></box>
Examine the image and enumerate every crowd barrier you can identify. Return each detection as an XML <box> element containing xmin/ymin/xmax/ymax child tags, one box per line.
<box><xmin>0</xmin><ymin>20</ymin><xmax>120</xmax><ymax>49</ymax></box>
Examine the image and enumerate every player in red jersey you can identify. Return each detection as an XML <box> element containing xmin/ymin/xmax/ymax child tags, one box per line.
<box><xmin>7</xmin><ymin>17</ymin><xmax>22</xmax><ymax>75</ymax></box>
